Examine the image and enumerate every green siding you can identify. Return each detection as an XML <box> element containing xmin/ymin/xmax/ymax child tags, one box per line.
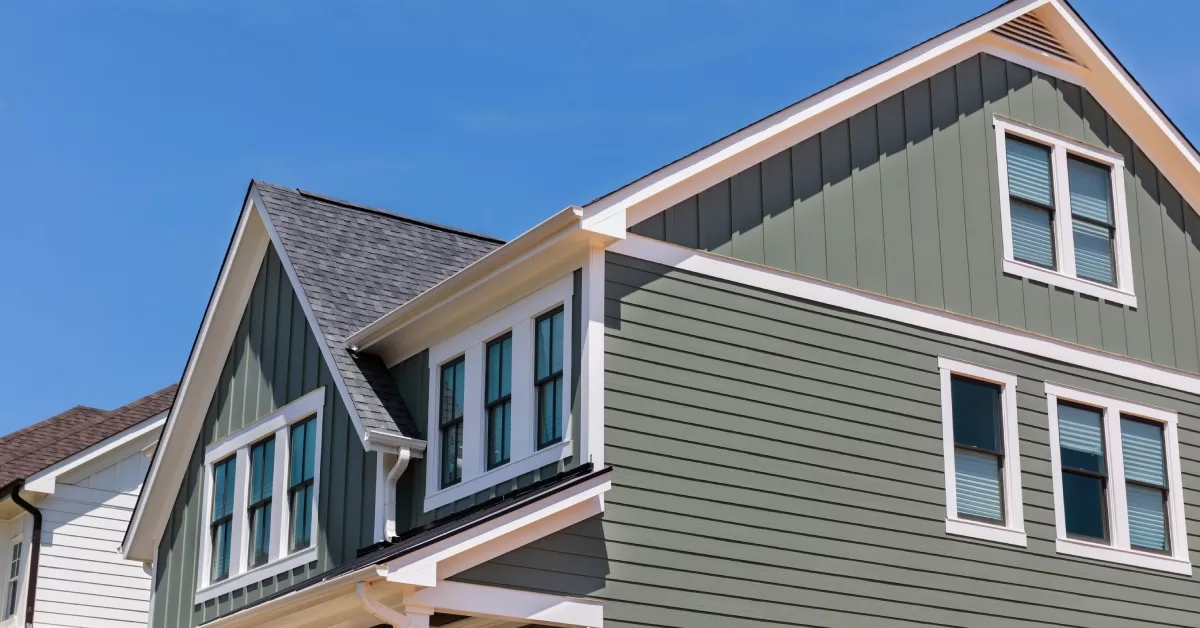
<box><xmin>630</xmin><ymin>53</ymin><xmax>1200</xmax><ymax>374</ymax></box>
<box><xmin>387</xmin><ymin>269</ymin><xmax>586</xmax><ymax>531</ymax></box>
<box><xmin>455</xmin><ymin>253</ymin><xmax>1200</xmax><ymax>627</ymax></box>
<box><xmin>152</xmin><ymin>245</ymin><xmax>378</xmax><ymax>627</ymax></box>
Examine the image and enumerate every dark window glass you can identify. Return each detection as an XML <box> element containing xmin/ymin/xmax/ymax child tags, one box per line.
<box><xmin>288</xmin><ymin>417</ymin><xmax>316</xmax><ymax>552</ymax></box>
<box><xmin>210</xmin><ymin>455</ymin><xmax>237</xmax><ymax>582</ymax></box>
<box><xmin>1058</xmin><ymin>402</ymin><xmax>1109</xmax><ymax>542</ymax></box>
<box><xmin>535</xmin><ymin>307</ymin><xmax>565</xmax><ymax>449</ymax></box>
<box><xmin>950</xmin><ymin>375</ymin><xmax>1005</xmax><ymax>523</ymax></box>
<box><xmin>440</xmin><ymin>357</ymin><xmax>466</xmax><ymax>487</ymax></box>
<box><xmin>247</xmin><ymin>436</ymin><xmax>275</xmax><ymax>568</ymax></box>
<box><xmin>485</xmin><ymin>334</ymin><xmax>513</xmax><ymax>469</ymax></box>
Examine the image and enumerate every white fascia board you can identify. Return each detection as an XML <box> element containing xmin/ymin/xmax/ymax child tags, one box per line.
<box><xmin>23</xmin><ymin>411</ymin><xmax>166</xmax><ymax>495</ymax></box>
<box><xmin>611</xmin><ymin>235</ymin><xmax>1200</xmax><ymax>396</ymax></box>
<box><xmin>408</xmin><ymin>581</ymin><xmax>603</xmax><ymax>628</ymax></box>
<box><xmin>363</xmin><ymin>429</ymin><xmax>427</xmax><ymax>455</ymax></box>
<box><xmin>124</xmin><ymin>199</ymin><xmax>269</xmax><ymax>562</ymax></box>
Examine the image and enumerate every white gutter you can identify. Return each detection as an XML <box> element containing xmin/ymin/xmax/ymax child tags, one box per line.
<box><xmin>384</xmin><ymin>448</ymin><xmax>412</xmax><ymax>539</ymax></box>
<box><xmin>357</xmin><ymin>581</ymin><xmax>412</xmax><ymax>627</ymax></box>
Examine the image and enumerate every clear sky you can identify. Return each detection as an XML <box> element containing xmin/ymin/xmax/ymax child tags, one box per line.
<box><xmin>1</xmin><ymin>0</ymin><xmax>1197</xmax><ymax>431</ymax></box>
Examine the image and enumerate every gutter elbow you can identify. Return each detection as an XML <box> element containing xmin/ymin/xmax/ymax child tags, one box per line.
<box><xmin>383</xmin><ymin>447</ymin><xmax>413</xmax><ymax>540</ymax></box>
<box><xmin>357</xmin><ymin>581</ymin><xmax>410</xmax><ymax>628</ymax></box>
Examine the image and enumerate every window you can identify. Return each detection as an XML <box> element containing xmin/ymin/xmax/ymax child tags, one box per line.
<box><xmin>196</xmin><ymin>387</ymin><xmax>324</xmax><ymax>603</ymax></box>
<box><xmin>2</xmin><ymin>540</ymin><xmax>19</xmax><ymax>620</ymax></box>
<box><xmin>288</xmin><ymin>417</ymin><xmax>316</xmax><ymax>551</ymax></box>
<box><xmin>209</xmin><ymin>455</ymin><xmax>236</xmax><ymax>582</ymax></box>
<box><xmin>485</xmin><ymin>334</ymin><xmax>513</xmax><ymax>469</ymax></box>
<box><xmin>440</xmin><ymin>357</ymin><xmax>466</xmax><ymax>487</ymax></box>
<box><xmin>938</xmin><ymin>358</ymin><xmax>1025</xmax><ymax>546</ymax></box>
<box><xmin>536</xmin><ymin>307</ymin><xmax>565</xmax><ymax>449</ymax></box>
<box><xmin>425</xmin><ymin>275</ymin><xmax>574</xmax><ymax>511</ymax></box>
<box><xmin>995</xmin><ymin>115</ymin><xmax>1134</xmax><ymax>306</ymax></box>
<box><xmin>247</xmin><ymin>436</ymin><xmax>275</xmax><ymax>568</ymax></box>
<box><xmin>1045</xmin><ymin>383</ymin><xmax>1189</xmax><ymax>574</ymax></box>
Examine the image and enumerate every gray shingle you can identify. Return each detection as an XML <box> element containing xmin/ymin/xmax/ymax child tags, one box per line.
<box><xmin>253</xmin><ymin>182</ymin><xmax>503</xmax><ymax>437</ymax></box>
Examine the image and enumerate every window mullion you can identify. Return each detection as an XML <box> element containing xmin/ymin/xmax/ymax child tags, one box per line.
<box><xmin>231</xmin><ymin>447</ymin><xmax>251</xmax><ymax>576</ymax></box>
<box><xmin>269</xmin><ymin>426</ymin><xmax>289</xmax><ymax>563</ymax></box>
<box><xmin>1051</xmin><ymin>144</ymin><xmax>1076</xmax><ymax>277</ymax></box>
<box><xmin>1103</xmin><ymin>405</ymin><xmax>1131</xmax><ymax>550</ymax></box>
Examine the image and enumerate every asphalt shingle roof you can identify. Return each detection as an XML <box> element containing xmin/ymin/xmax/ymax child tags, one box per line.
<box><xmin>0</xmin><ymin>383</ymin><xmax>178</xmax><ymax>493</ymax></box>
<box><xmin>253</xmin><ymin>182</ymin><xmax>504</xmax><ymax>437</ymax></box>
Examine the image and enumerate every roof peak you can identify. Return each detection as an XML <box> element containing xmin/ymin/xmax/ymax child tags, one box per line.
<box><xmin>252</xmin><ymin>180</ymin><xmax>506</xmax><ymax>245</ymax></box>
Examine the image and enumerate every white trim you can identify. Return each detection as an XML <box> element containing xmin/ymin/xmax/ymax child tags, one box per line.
<box><xmin>424</xmin><ymin>276</ymin><xmax>575</xmax><ymax>512</ymax></box>
<box><xmin>1043</xmin><ymin>382</ymin><xmax>1190</xmax><ymax>575</ymax></box>
<box><xmin>408</xmin><ymin>581</ymin><xmax>603</xmax><ymax>628</ymax></box>
<box><xmin>938</xmin><ymin>358</ymin><xmax>1026</xmax><ymax>547</ymax></box>
<box><xmin>580</xmin><ymin>244</ymin><xmax>606</xmax><ymax>468</ymax></box>
<box><xmin>23</xmin><ymin>411</ymin><xmax>166</xmax><ymax>494</ymax></box>
<box><xmin>993</xmin><ymin>115</ymin><xmax>1136</xmax><ymax>306</ymax></box>
<box><xmin>195</xmin><ymin>387</ymin><xmax>326</xmax><ymax>603</ymax></box>
<box><xmin>610</xmin><ymin>235</ymin><xmax>1200</xmax><ymax>395</ymax></box>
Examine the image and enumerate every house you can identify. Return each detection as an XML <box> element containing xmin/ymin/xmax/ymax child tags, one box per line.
<box><xmin>0</xmin><ymin>384</ymin><xmax>176</xmax><ymax>628</ymax></box>
<box><xmin>121</xmin><ymin>0</ymin><xmax>1200</xmax><ymax>625</ymax></box>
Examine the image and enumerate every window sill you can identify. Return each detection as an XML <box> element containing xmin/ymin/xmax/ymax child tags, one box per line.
<box><xmin>194</xmin><ymin>546</ymin><xmax>319</xmax><ymax>604</ymax></box>
<box><xmin>1056</xmin><ymin>538</ymin><xmax>1192</xmax><ymax>575</ymax></box>
<box><xmin>424</xmin><ymin>440</ymin><xmax>572</xmax><ymax>512</ymax></box>
<box><xmin>1002</xmin><ymin>259</ymin><xmax>1136</xmax><ymax>307</ymax></box>
<box><xmin>945</xmin><ymin>518</ymin><xmax>1027</xmax><ymax>547</ymax></box>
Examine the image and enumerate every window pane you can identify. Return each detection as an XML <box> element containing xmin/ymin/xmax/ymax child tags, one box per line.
<box><xmin>486</xmin><ymin>335</ymin><xmax>512</xmax><ymax>404</ymax></box>
<box><xmin>1007</xmin><ymin>137</ymin><xmax>1054</xmax><ymax>207</ymax></box>
<box><xmin>1127</xmin><ymin>484</ymin><xmax>1168</xmax><ymax>552</ymax></box>
<box><xmin>487</xmin><ymin>402</ymin><xmax>511</xmax><ymax>469</ymax></box>
<box><xmin>250</xmin><ymin>438</ymin><xmax>275</xmax><ymax>503</ymax></box>
<box><xmin>1067</xmin><ymin>156</ymin><xmax>1113</xmax><ymax>225</ymax></box>
<box><xmin>550</xmin><ymin>310</ymin><xmax>564</xmax><ymax>374</ymax></box>
<box><xmin>1072</xmin><ymin>220</ymin><xmax>1115</xmax><ymax>285</ymax></box>
<box><xmin>290</xmin><ymin>423</ymin><xmax>305</xmax><ymax>486</ymax></box>
<box><xmin>1121</xmin><ymin>417</ymin><xmax>1165</xmax><ymax>487</ymax></box>
<box><xmin>290</xmin><ymin>484</ymin><xmax>312</xmax><ymax>550</ymax></box>
<box><xmin>954</xmin><ymin>449</ymin><xmax>1004</xmax><ymax>522</ymax></box>
<box><xmin>536</xmin><ymin>316</ymin><xmax>552</xmax><ymax>379</ymax></box>
<box><xmin>1058</xmin><ymin>402</ymin><xmax>1106</xmax><ymax>474</ymax></box>
<box><xmin>1010</xmin><ymin>201</ymin><xmax>1055</xmax><ymax>268</ymax></box>
<box><xmin>1062</xmin><ymin>471</ymin><xmax>1108</xmax><ymax>540</ymax></box>
<box><xmin>950</xmin><ymin>375</ymin><xmax>1003</xmax><ymax>453</ymax></box>
<box><xmin>501</xmin><ymin>335</ymin><xmax>512</xmax><ymax>397</ymax></box>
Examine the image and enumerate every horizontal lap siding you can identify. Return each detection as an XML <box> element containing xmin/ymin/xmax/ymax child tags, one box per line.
<box><xmin>453</xmin><ymin>253</ymin><xmax>1200</xmax><ymax>627</ymax></box>
<box><xmin>630</xmin><ymin>52</ymin><xmax>1200</xmax><ymax>375</ymax></box>
<box><xmin>151</xmin><ymin>246</ymin><xmax>377</xmax><ymax>627</ymax></box>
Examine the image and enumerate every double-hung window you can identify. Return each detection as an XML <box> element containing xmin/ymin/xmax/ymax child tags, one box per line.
<box><xmin>3</xmin><ymin>539</ymin><xmax>20</xmax><ymax>620</ymax></box>
<box><xmin>1045</xmin><ymin>384</ymin><xmax>1189</xmax><ymax>574</ymax></box>
<box><xmin>197</xmin><ymin>387</ymin><xmax>324</xmax><ymax>603</ymax></box>
<box><xmin>938</xmin><ymin>358</ymin><xmax>1025</xmax><ymax>546</ymax></box>
<box><xmin>426</xmin><ymin>275</ymin><xmax>574</xmax><ymax>511</ymax></box>
<box><xmin>995</xmin><ymin>115</ymin><xmax>1134</xmax><ymax>306</ymax></box>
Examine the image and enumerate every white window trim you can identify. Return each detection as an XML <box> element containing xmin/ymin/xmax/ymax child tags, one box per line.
<box><xmin>195</xmin><ymin>387</ymin><xmax>326</xmax><ymax>604</ymax></box>
<box><xmin>425</xmin><ymin>275</ymin><xmax>574</xmax><ymax>512</ymax></box>
<box><xmin>1044</xmin><ymin>382</ymin><xmax>1190</xmax><ymax>575</ymax></box>
<box><xmin>994</xmin><ymin>115</ymin><xmax>1136</xmax><ymax>307</ymax></box>
<box><xmin>938</xmin><ymin>357</ymin><xmax>1026</xmax><ymax>546</ymax></box>
<box><xmin>1</xmin><ymin>532</ymin><xmax>23</xmax><ymax>627</ymax></box>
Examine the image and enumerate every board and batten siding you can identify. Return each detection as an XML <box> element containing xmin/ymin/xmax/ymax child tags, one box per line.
<box><xmin>631</xmin><ymin>52</ymin><xmax>1200</xmax><ymax>375</ymax></box>
<box><xmin>151</xmin><ymin>245</ymin><xmax>378</xmax><ymax>627</ymax></box>
<box><xmin>34</xmin><ymin>451</ymin><xmax>152</xmax><ymax>628</ymax></box>
<box><xmin>453</xmin><ymin>253</ymin><xmax>1200</xmax><ymax>627</ymax></box>
<box><xmin>387</xmin><ymin>269</ymin><xmax>586</xmax><ymax>531</ymax></box>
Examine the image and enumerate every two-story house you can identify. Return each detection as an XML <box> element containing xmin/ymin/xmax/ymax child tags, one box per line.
<box><xmin>123</xmin><ymin>0</ymin><xmax>1200</xmax><ymax>625</ymax></box>
<box><xmin>1</xmin><ymin>384</ymin><xmax>175</xmax><ymax>628</ymax></box>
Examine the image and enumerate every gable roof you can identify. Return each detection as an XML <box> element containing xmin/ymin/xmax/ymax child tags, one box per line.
<box><xmin>0</xmin><ymin>383</ymin><xmax>177</xmax><ymax>494</ymax></box>
<box><xmin>253</xmin><ymin>182</ymin><xmax>504</xmax><ymax>435</ymax></box>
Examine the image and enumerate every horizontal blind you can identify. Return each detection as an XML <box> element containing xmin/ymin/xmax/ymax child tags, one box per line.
<box><xmin>1068</xmin><ymin>157</ymin><xmax>1112</xmax><ymax>224</ymax></box>
<box><xmin>1011</xmin><ymin>201</ymin><xmax>1055</xmax><ymax>268</ymax></box>
<box><xmin>1126</xmin><ymin>485</ymin><xmax>1167</xmax><ymax>551</ymax></box>
<box><xmin>1072</xmin><ymin>221</ymin><xmax>1115</xmax><ymax>285</ymax></box>
<box><xmin>955</xmin><ymin>449</ymin><xmax>1003</xmax><ymax>521</ymax></box>
<box><xmin>1121</xmin><ymin>418</ymin><xmax>1165</xmax><ymax>486</ymax></box>
<box><xmin>1007</xmin><ymin>137</ymin><xmax>1054</xmax><ymax>206</ymax></box>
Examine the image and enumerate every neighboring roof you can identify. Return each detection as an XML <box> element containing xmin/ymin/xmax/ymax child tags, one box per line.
<box><xmin>253</xmin><ymin>182</ymin><xmax>504</xmax><ymax>436</ymax></box>
<box><xmin>0</xmin><ymin>383</ymin><xmax>177</xmax><ymax>493</ymax></box>
<box><xmin>206</xmin><ymin>463</ymin><xmax>609</xmax><ymax>623</ymax></box>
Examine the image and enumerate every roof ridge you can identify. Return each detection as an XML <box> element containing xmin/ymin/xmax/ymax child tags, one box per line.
<box><xmin>253</xmin><ymin>180</ymin><xmax>505</xmax><ymax>244</ymax></box>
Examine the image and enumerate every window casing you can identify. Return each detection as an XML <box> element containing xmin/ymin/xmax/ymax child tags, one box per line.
<box><xmin>196</xmin><ymin>387</ymin><xmax>324</xmax><ymax>603</ymax></box>
<box><xmin>535</xmin><ymin>307</ymin><xmax>565</xmax><ymax>449</ymax></box>
<box><xmin>994</xmin><ymin>115</ymin><xmax>1135</xmax><ymax>306</ymax></box>
<box><xmin>425</xmin><ymin>275</ymin><xmax>574</xmax><ymax>512</ymax></box>
<box><xmin>2</xmin><ymin>539</ymin><xmax>20</xmax><ymax>620</ymax></box>
<box><xmin>938</xmin><ymin>357</ymin><xmax>1025</xmax><ymax>546</ymax></box>
<box><xmin>1045</xmin><ymin>383</ymin><xmax>1190</xmax><ymax>574</ymax></box>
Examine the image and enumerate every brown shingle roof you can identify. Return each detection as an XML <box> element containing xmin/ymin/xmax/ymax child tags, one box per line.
<box><xmin>0</xmin><ymin>384</ymin><xmax>178</xmax><ymax>492</ymax></box>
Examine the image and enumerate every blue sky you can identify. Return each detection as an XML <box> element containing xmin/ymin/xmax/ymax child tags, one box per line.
<box><xmin>1</xmin><ymin>0</ymin><xmax>1197</xmax><ymax>430</ymax></box>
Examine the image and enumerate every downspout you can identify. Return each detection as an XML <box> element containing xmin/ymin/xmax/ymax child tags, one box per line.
<box><xmin>357</xmin><ymin>581</ymin><xmax>411</xmax><ymax>627</ymax></box>
<box><xmin>10</xmin><ymin>481</ymin><xmax>41</xmax><ymax>628</ymax></box>
<box><xmin>383</xmin><ymin>448</ymin><xmax>413</xmax><ymax>540</ymax></box>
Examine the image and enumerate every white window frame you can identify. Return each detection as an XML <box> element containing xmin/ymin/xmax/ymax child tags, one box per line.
<box><xmin>994</xmin><ymin>115</ymin><xmax>1136</xmax><ymax>307</ymax></box>
<box><xmin>938</xmin><ymin>357</ymin><xmax>1025</xmax><ymax>546</ymax></box>
<box><xmin>1044</xmin><ymin>383</ymin><xmax>1189</xmax><ymax>574</ymax></box>
<box><xmin>1</xmin><ymin>533</ymin><xmax>22</xmax><ymax>625</ymax></box>
<box><xmin>195</xmin><ymin>387</ymin><xmax>325</xmax><ymax>603</ymax></box>
<box><xmin>425</xmin><ymin>275</ymin><xmax>574</xmax><ymax>512</ymax></box>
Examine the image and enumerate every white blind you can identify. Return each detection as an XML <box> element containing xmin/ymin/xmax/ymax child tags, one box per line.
<box><xmin>955</xmin><ymin>449</ymin><xmax>1003</xmax><ymax>521</ymax></box>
